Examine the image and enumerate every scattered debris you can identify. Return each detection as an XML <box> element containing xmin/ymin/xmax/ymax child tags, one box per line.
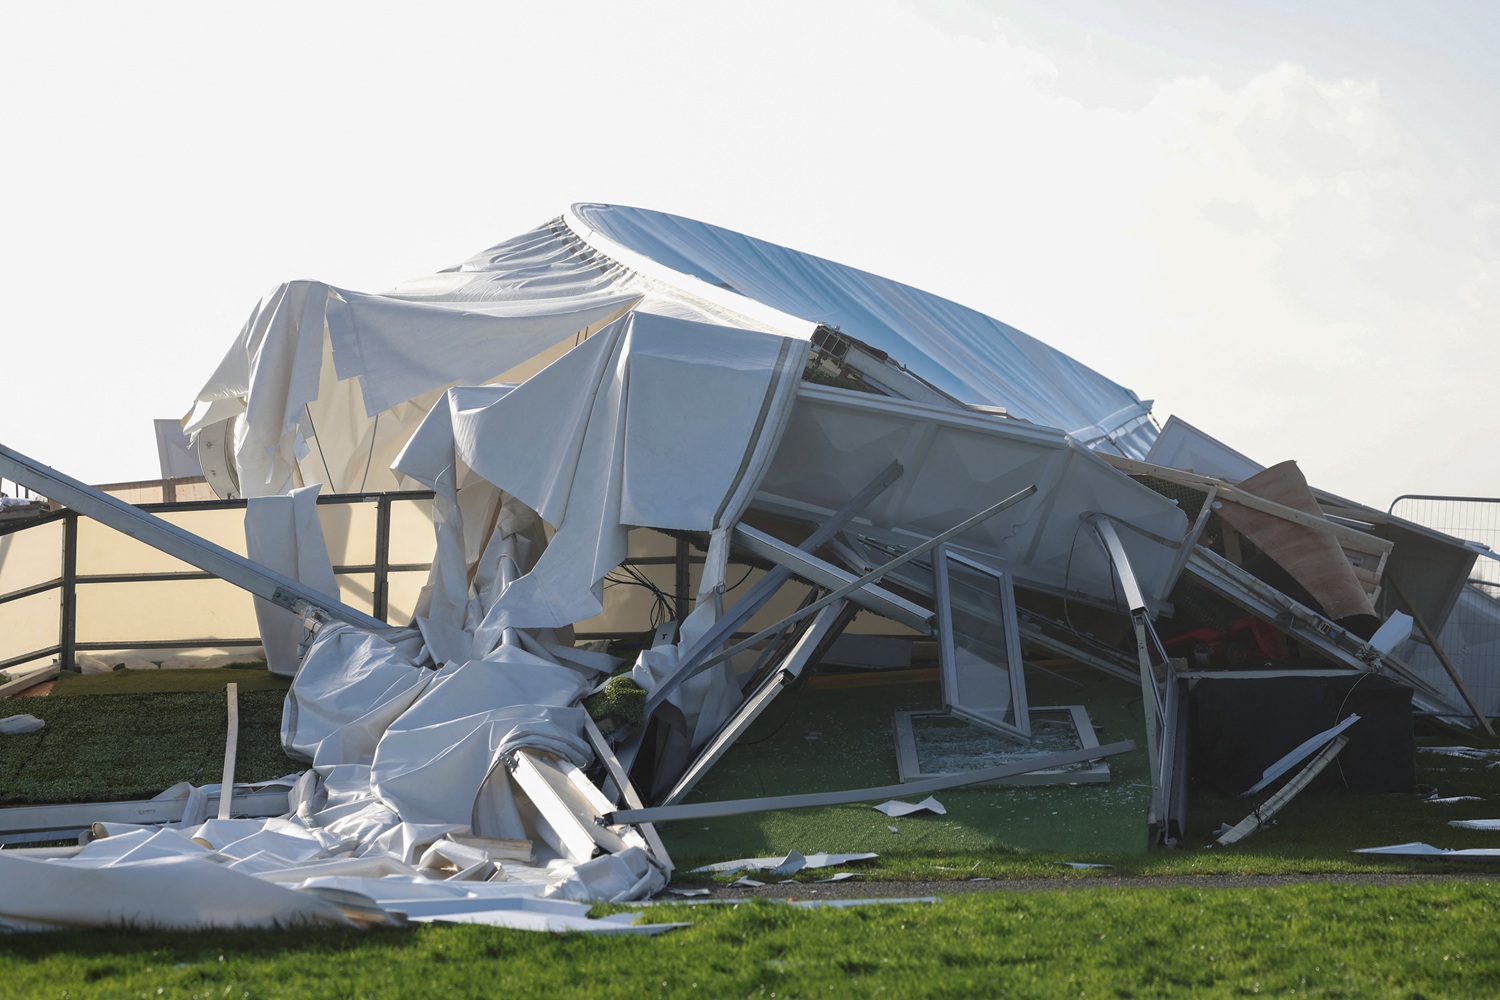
<box><xmin>3</xmin><ymin>201</ymin><xmax>1498</xmax><ymax>931</ymax></box>
<box><xmin>1448</xmin><ymin>819</ymin><xmax>1500</xmax><ymax>831</ymax></box>
<box><xmin>1243</xmin><ymin>715</ymin><xmax>1361</xmax><ymax>796</ymax></box>
<box><xmin>873</xmin><ymin>797</ymin><xmax>947</xmax><ymax>817</ymax></box>
<box><xmin>1353</xmin><ymin>843</ymin><xmax>1500</xmax><ymax>860</ymax></box>
<box><xmin>1217</xmin><ymin>736</ymin><xmax>1350</xmax><ymax>846</ymax></box>
<box><xmin>691</xmin><ymin>851</ymin><xmax>879</xmax><ymax>878</ymax></box>
<box><xmin>0</xmin><ymin>715</ymin><xmax>44</xmax><ymax>735</ymax></box>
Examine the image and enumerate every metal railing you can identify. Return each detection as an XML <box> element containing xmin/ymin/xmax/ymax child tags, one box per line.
<box><xmin>0</xmin><ymin>490</ymin><xmax>436</xmax><ymax>673</ymax></box>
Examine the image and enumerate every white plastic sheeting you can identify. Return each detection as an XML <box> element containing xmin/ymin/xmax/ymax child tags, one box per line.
<box><xmin>186</xmin><ymin>203</ymin><xmax>1160</xmax><ymax>499</ymax></box>
<box><xmin>393</xmin><ymin>310</ymin><xmax>808</xmax><ymax>640</ymax></box>
<box><xmin>186</xmin><ymin>279</ymin><xmax>641</xmax><ymax>497</ymax></box>
<box><xmin>244</xmin><ymin>484</ymin><xmax>340</xmax><ymax>675</ymax></box>
<box><xmin>0</xmin><ymin>619</ymin><xmax>674</xmax><ymax>932</ymax></box>
<box><xmin>567</xmin><ymin>203</ymin><xmax>1157</xmax><ymax>456</ymax></box>
<box><xmin>0</xmin><ymin>816</ymin><xmax>682</xmax><ymax>933</ymax></box>
<box><xmin>3</xmin><ymin>317</ymin><xmax>831</xmax><ymax>932</ymax></box>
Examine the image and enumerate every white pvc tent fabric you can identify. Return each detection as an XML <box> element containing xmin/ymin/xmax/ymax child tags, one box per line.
<box><xmin>186</xmin><ymin>279</ymin><xmax>645</xmax><ymax>498</ymax></box>
<box><xmin>6</xmin><ymin>204</ymin><xmax>1199</xmax><ymax>932</ymax></box>
<box><xmin>394</xmin><ymin>311</ymin><xmax>808</xmax><ymax>642</ymax></box>
<box><xmin>3</xmin><ymin>318</ymin><xmax>822</xmax><ymax>931</ymax></box>
<box><xmin>567</xmin><ymin>203</ymin><xmax>1157</xmax><ymax>455</ymax></box>
<box><xmin>186</xmin><ymin>203</ymin><xmax>1157</xmax><ymax>500</ymax></box>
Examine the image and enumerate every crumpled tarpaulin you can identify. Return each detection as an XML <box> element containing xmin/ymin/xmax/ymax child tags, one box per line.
<box><xmin>185</xmin><ymin>203</ymin><xmax>1160</xmax><ymax>501</ymax></box>
<box><xmin>4</xmin><ymin>314</ymin><xmax>817</xmax><ymax>932</ymax></box>
<box><xmin>185</xmin><ymin>279</ymin><xmax>641</xmax><ymax>498</ymax></box>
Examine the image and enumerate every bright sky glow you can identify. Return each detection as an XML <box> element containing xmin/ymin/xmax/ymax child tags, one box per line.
<box><xmin>2</xmin><ymin>0</ymin><xmax>1495</xmax><ymax>508</ymax></box>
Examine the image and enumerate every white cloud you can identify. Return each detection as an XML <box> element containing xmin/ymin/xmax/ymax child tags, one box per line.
<box><xmin>1</xmin><ymin>2</ymin><xmax>1494</xmax><ymax>508</ymax></box>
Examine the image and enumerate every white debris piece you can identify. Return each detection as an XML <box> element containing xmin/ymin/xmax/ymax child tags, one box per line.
<box><xmin>0</xmin><ymin>715</ymin><xmax>44</xmax><ymax>735</ymax></box>
<box><xmin>873</xmin><ymin>796</ymin><xmax>947</xmax><ymax>817</ymax></box>
<box><xmin>691</xmin><ymin>851</ymin><xmax>880</xmax><ymax>877</ymax></box>
<box><xmin>1353</xmin><ymin>842</ymin><xmax>1500</xmax><ymax>858</ymax></box>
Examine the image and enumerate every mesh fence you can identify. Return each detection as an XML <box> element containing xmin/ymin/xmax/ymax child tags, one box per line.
<box><xmin>1389</xmin><ymin>496</ymin><xmax>1500</xmax><ymax>717</ymax></box>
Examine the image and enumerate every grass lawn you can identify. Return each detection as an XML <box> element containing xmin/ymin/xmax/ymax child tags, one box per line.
<box><xmin>5</xmin><ymin>665</ymin><xmax>1500</xmax><ymax>997</ymax></box>
<box><xmin>0</xmin><ymin>667</ymin><xmax>297</xmax><ymax>804</ymax></box>
<box><xmin>0</xmin><ymin>881</ymin><xmax>1495</xmax><ymax>998</ymax></box>
<box><xmin>7</xmin><ymin>665</ymin><xmax>1500</xmax><ymax>874</ymax></box>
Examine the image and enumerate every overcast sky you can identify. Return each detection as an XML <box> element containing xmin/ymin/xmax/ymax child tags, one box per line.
<box><xmin>2</xmin><ymin>0</ymin><xmax>1495</xmax><ymax>509</ymax></box>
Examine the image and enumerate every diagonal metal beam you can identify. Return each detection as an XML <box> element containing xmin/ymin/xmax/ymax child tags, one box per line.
<box><xmin>683</xmin><ymin>485</ymin><xmax>1038</xmax><ymax>680</ymax></box>
<box><xmin>606</xmin><ymin>738</ymin><xmax>1134</xmax><ymax>824</ymax></box>
<box><xmin>638</xmin><ymin>461</ymin><xmax>904</xmax><ymax>724</ymax></box>
<box><xmin>644</xmin><ymin>484</ymin><xmax>1037</xmax><ymax>727</ymax></box>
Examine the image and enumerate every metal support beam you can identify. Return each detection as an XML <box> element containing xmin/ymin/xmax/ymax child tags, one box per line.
<box><xmin>637</xmin><ymin>461</ymin><xmax>906</xmax><ymax>727</ymax></box>
<box><xmin>673</xmin><ymin>536</ymin><xmax>692</xmax><ymax>624</ymax></box>
<box><xmin>732</xmin><ymin>524</ymin><xmax>932</xmax><ymax>631</ymax></box>
<box><xmin>60</xmin><ymin>514</ymin><xmax>77</xmax><ymax>672</ymax></box>
<box><xmin>1187</xmin><ymin>547</ymin><xmax>1448</xmax><ymax>703</ymax></box>
<box><xmin>372</xmin><ymin>494</ymin><xmax>393</xmax><ymax>622</ymax></box>
<box><xmin>1387</xmin><ymin>573</ymin><xmax>1496</xmax><ymax>737</ymax></box>
<box><xmin>0</xmin><ymin>788</ymin><xmax>292</xmax><ymax>839</ymax></box>
<box><xmin>607</xmin><ymin>738</ymin><xmax>1134</xmax><ymax>824</ymax></box>
<box><xmin>1092</xmin><ymin>516</ymin><xmax>1171</xmax><ymax>843</ymax></box>
<box><xmin>691</xmin><ymin>486</ymin><xmax>1038</xmax><ymax>678</ymax></box>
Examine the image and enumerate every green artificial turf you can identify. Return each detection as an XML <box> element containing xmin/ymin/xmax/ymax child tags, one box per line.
<box><xmin>662</xmin><ymin>669</ymin><xmax>1151</xmax><ymax>868</ymax></box>
<box><xmin>8</xmin><ymin>662</ymin><xmax>1500</xmax><ymax>880</ymax></box>
<box><xmin>0</xmin><ymin>687</ymin><xmax>298</xmax><ymax>804</ymax></box>
<box><xmin>0</xmin><ymin>882</ymin><xmax>1495</xmax><ymax>998</ymax></box>
<box><xmin>51</xmin><ymin>663</ymin><xmax>290</xmax><ymax>697</ymax></box>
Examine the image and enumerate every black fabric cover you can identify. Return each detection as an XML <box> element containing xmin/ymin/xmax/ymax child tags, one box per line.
<box><xmin>1188</xmin><ymin>673</ymin><xmax>1415</xmax><ymax>794</ymax></box>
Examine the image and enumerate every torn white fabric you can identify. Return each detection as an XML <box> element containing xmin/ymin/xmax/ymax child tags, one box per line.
<box><xmin>282</xmin><ymin>625</ymin><xmax>433</xmax><ymax>768</ymax></box>
<box><xmin>0</xmin><ymin>715</ymin><xmax>44</xmax><ymax>735</ymax></box>
<box><xmin>394</xmin><ymin>310</ymin><xmax>808</xmax><ymax>637</ymax></box>
<box><xmin>873</xmin><ymin>797</ymin><xmax>947</xmax><ymax>818</ymax></box>
<box><xmin>690</xmin><ymin>851</ymin><xmax>880</xmax><ymax>876</ymax></box>
<box><xmin>0</xmin><ymin>848</ymin><xmax>351</xmax><ymax>932</ymax></box>
<box><xmin>370</xmin><ymin>652</ymin><xmax>594</xmax><ymax>836</ymax></box>
<box><xmin>245</xmin><ymin>484</ymin><xmax>340</xmax><ymax>675</ymax></box>
<box><xmin>566</xmin><ymin>203</ymin><xmax>1155</xmax><ymax>455</ymax></box>
<box><xmin>186</xmin><ymin>277</ymin><xmax>639</xmax><ymax>497</ymax></box>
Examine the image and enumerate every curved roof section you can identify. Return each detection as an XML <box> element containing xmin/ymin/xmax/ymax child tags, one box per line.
<box><xmin>568</xmin><ymin>202</ymin><xmax>1152</xmax><ymax>451</ymax></box>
